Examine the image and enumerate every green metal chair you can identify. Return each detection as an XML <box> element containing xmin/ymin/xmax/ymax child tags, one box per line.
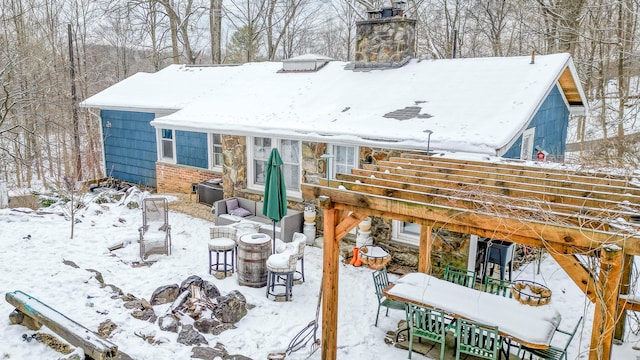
<box><xmin>372</xmin><ymin>267</ymin><xmax>405</xmax><ymax>326</ymax></box>
<box><xmin>444</xmin><ymin>264</ymin><xmax>477</xmax><ymax>288</ymax></box>
<box><xmin>406</xmin><ymin>303</ymin><xmax>451</xmax><ymax>360</ymax></box>
<box><xmin>483</xmin><ymin>277</ymin><xmax>514</xmax><ymax>298</ymax></box>
<box><xmin>483</xmin><ymin>277</ymin><xmax>517</xmax><ymax>358</ymax></box>
<box><xmin>455</xmin><ymin>319</ymin><xmax>502</xmax><ymax>360</ymax></box>
<box><xmin>517</xmin><ymin>316</ymin><xmax>583</xmax><ymax>360</ymax></box>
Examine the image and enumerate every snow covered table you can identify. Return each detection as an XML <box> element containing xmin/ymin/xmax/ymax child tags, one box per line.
<box><xmin>384</xmin><ymin>272</ymin><xmax>562</xmax><ymax>349</ymax></box>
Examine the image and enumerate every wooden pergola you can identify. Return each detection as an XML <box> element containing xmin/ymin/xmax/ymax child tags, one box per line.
<box><xmin>301</xmin><ymin>153</ymin><xmax>640</xmax><ymax>360</ymax></box>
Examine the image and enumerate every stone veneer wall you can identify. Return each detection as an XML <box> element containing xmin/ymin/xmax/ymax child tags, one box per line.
<box><xmin>221</xmin><ymin>135</ymin><xmax>247</xmax><ymax>199</ymax></box>
<box><xmin>301</xmin><ymin>141</ymin><xmax>326</xmax><ymax>186</ymax></box>
<box><xmin>355</xmin><ymin>17</ymin><xmax>416</xmax><ymax>64</ymax></box>
<box><xmin>156</xmin><ymin>163</ymin><xmax>220</xmax><ymax>194</ymax></box>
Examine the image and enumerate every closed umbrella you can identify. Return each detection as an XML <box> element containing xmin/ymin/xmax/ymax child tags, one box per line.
<box><xmin>262</xmin><ymin>148</ymin><xmax>287</xmax><ymax>253</ymax></box>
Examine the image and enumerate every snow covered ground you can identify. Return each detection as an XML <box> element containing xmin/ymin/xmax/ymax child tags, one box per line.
<box><xmin>0</xmin><ymin>188</ymin><xmax>639</xmax><ymax>359</ymax></box>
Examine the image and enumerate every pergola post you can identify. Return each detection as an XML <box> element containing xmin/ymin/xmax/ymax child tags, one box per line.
<box><xmin>589</xmin><ymin>246</ymin><xmax>623</xmax><ymax>360</ymax></box>
<box><xmin>418</xmin><ymin>226</ymin><xmax>432</xmax><ymax>274</ymax></box>
<box><xmin>614</xmin><ymin>254</ymin><xmax>633</xmax><ymax>340</ymax></box>
<box><xmin>321</xmin><ymin>208</ymin><xmax>340</xmax><ymax>360</ymax></box>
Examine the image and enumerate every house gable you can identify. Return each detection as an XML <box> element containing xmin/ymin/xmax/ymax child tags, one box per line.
<box><xmin>501</xmin><ymin>85</ymin><xmax>569</xmax><ymax>161</ymax></box>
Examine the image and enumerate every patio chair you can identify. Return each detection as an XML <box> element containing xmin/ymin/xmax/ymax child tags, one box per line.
<box><xmin>266</xmin><ymin>241</ymin><xmax>299</xmax><ymax>301</ymax></box>
<box><xmin>273</xmin><ymin>233</ymin><xmax>307</xmax><ymax>283</ymax></box>
<box><xmin>444</xmin><ymin>264</ymin><xmax>477</xmax><ymax>288</ymax></box>
<box><xmin>138</xmin><ymin>197</ymin><xmax>171</xmax><ymax>261</ymax></box>
<box><xmin>517</xmin><ymin>316</ymin><xmax>583</xmax><ymax>360</ymax></box>
<box><xmin>483</xmin><ymin>277</ymin><xmax>514</xmax><ymax>298</ymax></box>
<box><xmin>291</xmin><ymin>232</ymin><xmax>307</xmax><ymax>282</ymax></box>
<box><xmin>455</xmin><ymin>318</ymin><xmax>501</xmax><ymax>360</ymax></box>
<box><xmin>372</xmin><ymin>267</ymin><xmax>405</xmax><ymax>326</ymax></box>
<box><xmin>406</xmin><ymin>303</ymin><xmax>450</xmax><ymax>360</ymax></box>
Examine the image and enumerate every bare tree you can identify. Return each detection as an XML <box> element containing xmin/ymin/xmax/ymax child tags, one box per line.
<box><xmin>467</xmin><ymin>0</ymin><xmax>512</xmax><ymax>56</ymax></box>
<box><xmin>157</xmin><ymin>0</ymin><xmax>209</xmax><ymax>64</ymax></box>
<box><xmin>535</xmin><ymin>0</ymin><xmax>587</xmax><ymax>55</ymax></box>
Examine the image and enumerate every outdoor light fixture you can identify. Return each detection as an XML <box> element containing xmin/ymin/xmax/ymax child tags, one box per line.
<box><xmin>423</xmin><ymin>130</ymin><xmax>433</xmax><ymax>155</ymax></box>
<box><xmin>320</xmin><ymin>153</ymin><xmax>335</xmax><ymax>186</ymax></box>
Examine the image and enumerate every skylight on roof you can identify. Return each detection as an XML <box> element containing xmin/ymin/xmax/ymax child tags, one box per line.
<box><xmin>280</xmin><ymin>54</ymin><xmax>333</xmax><ymax>72</ymax></box>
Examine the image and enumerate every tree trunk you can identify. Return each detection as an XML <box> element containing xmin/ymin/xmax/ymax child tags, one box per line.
<box><xmin>210</xmin><ymin>0</ymin><xmax>222</xmax><ymax>64</ymax></box>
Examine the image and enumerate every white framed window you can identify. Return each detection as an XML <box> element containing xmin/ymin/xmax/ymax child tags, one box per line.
<box><xmin>391</xmin><ymin>220</ymin><xmax>420</xmax><ymax>245</ymax></box>
<box><xmin>330</xmin><ymin>144</ymin><xmax>357</xmax><ymax>179</ymax></box>
<box><xmin>210</xmin><ymin>133</ymin><xmax>223</xmax><ymax>169</ymax></box>
<box><xmin>279</xmin><ymin>139</ymin><xmax>301</xmax><ymax>190</ymax></box>
<box><xmin>520</xmin><ymin>127</ymin><xmax>535</xmax><ymax>161</ymax></box>
<box><xmin>158</xmin><ymin>128</ymin><xmax>175</xmax><ymax>162</ymax></box>
<box><xmin>249</xmin><ymin>137</ymin><xmax>301</xmax><ymax>194</ymax></box>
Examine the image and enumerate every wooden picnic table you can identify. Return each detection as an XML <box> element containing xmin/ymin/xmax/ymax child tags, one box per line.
<box><xmin>383</xmin><ymin>272</ymin><xmax>562</xmax><ymax>349</ymax></box>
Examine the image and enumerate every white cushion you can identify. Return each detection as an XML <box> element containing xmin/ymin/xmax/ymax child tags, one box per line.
<box><xmin>208</xmin><ymin>237</ymin><xmax>236</xmax><ymax>251</ymax></box>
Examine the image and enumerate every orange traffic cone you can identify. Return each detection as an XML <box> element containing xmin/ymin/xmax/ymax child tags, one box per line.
<box><xmin>350</xmin><ymin>247</ymin><xmax>359</xmax><ymax>265</ymax></box>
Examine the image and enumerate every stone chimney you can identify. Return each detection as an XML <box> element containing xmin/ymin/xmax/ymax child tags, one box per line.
<box><xmin>354</xmin><ymin>1</ymin><xmax>416</xmax><ymax>68</ymax></box>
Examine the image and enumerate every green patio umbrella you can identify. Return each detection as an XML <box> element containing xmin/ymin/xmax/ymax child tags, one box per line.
<box><xmin>262</xmin><ymin>148</ymin><xmax>287</xmax><ymax>253</ymax></box>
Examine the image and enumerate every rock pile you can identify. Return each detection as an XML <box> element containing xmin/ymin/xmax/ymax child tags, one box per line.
<box><xmin>122</xmin><ymin>275</ymin><xmax>251</xmax><ymax>358</ymax></box>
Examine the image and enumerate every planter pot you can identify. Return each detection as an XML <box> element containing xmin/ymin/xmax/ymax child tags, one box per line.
<box><xmin>358</xmin><ymin>217</ymin><xmax>372</xmax><ymax>232</ymax></box>
<box><xmin>304</xmin><ymin>210</ymin><xmax>316</xmax><ymax>223</ymax></box>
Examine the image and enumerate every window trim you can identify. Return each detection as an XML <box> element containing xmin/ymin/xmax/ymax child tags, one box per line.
<box><xmin>328</xmin><ymin>144</ymin><xmax>359</xmax><ymax>179</ymax></box>
<box><xmin>247</xmin><ymin>136</ymin><xmax>302</xmax><ymax>197</ymax></box>
<box><xmin>157</xmin><ymin>128</ymin><xmax>176</xmax><ymax>164</ymax></box>
<box><xmin>520</xmin><ymin>127</ymin><xmax>535</xmax><ymax>161</ymax></box>
<box><xmin>391</xmin><ymin>220</ymin><xmax>420</xmax><ymax>245</ymax></box>
<box><xmin>209</xmin><ymin>133</ymin><xmax>224</xmax><ymax>170</ymax></box>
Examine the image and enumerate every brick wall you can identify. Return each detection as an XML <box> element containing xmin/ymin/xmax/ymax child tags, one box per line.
<box><xmin>156</xmin><ymin>163</ymin><xmax>221</xmax><ymax>193</ymax></box>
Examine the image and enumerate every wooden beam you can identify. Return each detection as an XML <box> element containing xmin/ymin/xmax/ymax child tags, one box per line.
<box><xmin>329</xmin><ymin>202</ymin><xmax>551</xmax><ymax>248</ymax></box>
<box><xmin>335</xmin><ymin>212</ymin><xmax>366</xmax><ymax>241</ymax></box>
<box><xmin>5</xmin><ymin>291</ymin><xmax>118</xmax><ymax>360</ymax></box>
<box><xmin>545</xmin><ymin>244</ymin><xmax>598</xmax><ymax>302</ymax></box>
<box><xmin>619</xmin><ymin>296</ymin><xmax>640</xmax><ymax>312</ymax></box>
<box><xmin>359</xmin><ymin>165</ymin><xmax>640</xmax><ymax>205</ymax></box>
<box><xmin>589</xmin><ymin>247</ymin><xmax>623</xmax><ymax>360</ymax></box>
<box><xmin>418</xmin><ymin>226</ymin><xmax>432</xmax><ymax>274</ymax></box>
<box><xmin>398</xmin><ymin>153</ymin><xmax>628</xmax><ymax>184</ymax></box>
<box><xmin>321</xmin><ymin>208</ymin><xmax>340</xmax><ymax>360</ymax></box>
<box><xmin>324</xmin><ymin>177</ymin><xmax>629</xmax><ymax>228</ymax></box>
<box><xmin>326</xmin><ymin>198</ymin><xmax>632</xmax><ymax>261</ymax></box>
<box><xmin>390</xmin><ymin>155</ymin><xmax>633</xmax><ymax>189</ymax></box>
<box><xmin>336</xmin><ymin>172</ymin><xmax>639</xmax><ymax>218</ymax></box>
<box><xmin>301</xmin><ymin>184</ymin><xmax>640</xmax><ymax>255</ymax></box>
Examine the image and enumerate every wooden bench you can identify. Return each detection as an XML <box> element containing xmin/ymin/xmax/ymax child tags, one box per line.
<box><xmin>6</xmin><ymin>290</ymin><xmax>118</xmax><ymax>360</ymax></box>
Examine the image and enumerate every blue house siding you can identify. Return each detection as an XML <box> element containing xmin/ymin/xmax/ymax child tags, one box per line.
<box><xmin>101</xmin><ymin>110</ymin><xmax>157</xmax><ymax>186</ymax></box>
<box><xmin>176</xmin><ymin>131</ymin><xmax>208</xmax><ymax>168</ymax></box>
<box><xmin>503</xmin><ymin>85</ymin><xmax>569</xmax><ymax>161</ymax></box>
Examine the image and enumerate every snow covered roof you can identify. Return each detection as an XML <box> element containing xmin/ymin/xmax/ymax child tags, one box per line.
<box><xmin>81</xmin><ymin>64</ymin><xmax>244</xmax><ymax>113</ymax></box>
<box><xmin>81</xmin><ymin>53</ymin><xmax>587</xmax><ymax>155</ymax></box>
